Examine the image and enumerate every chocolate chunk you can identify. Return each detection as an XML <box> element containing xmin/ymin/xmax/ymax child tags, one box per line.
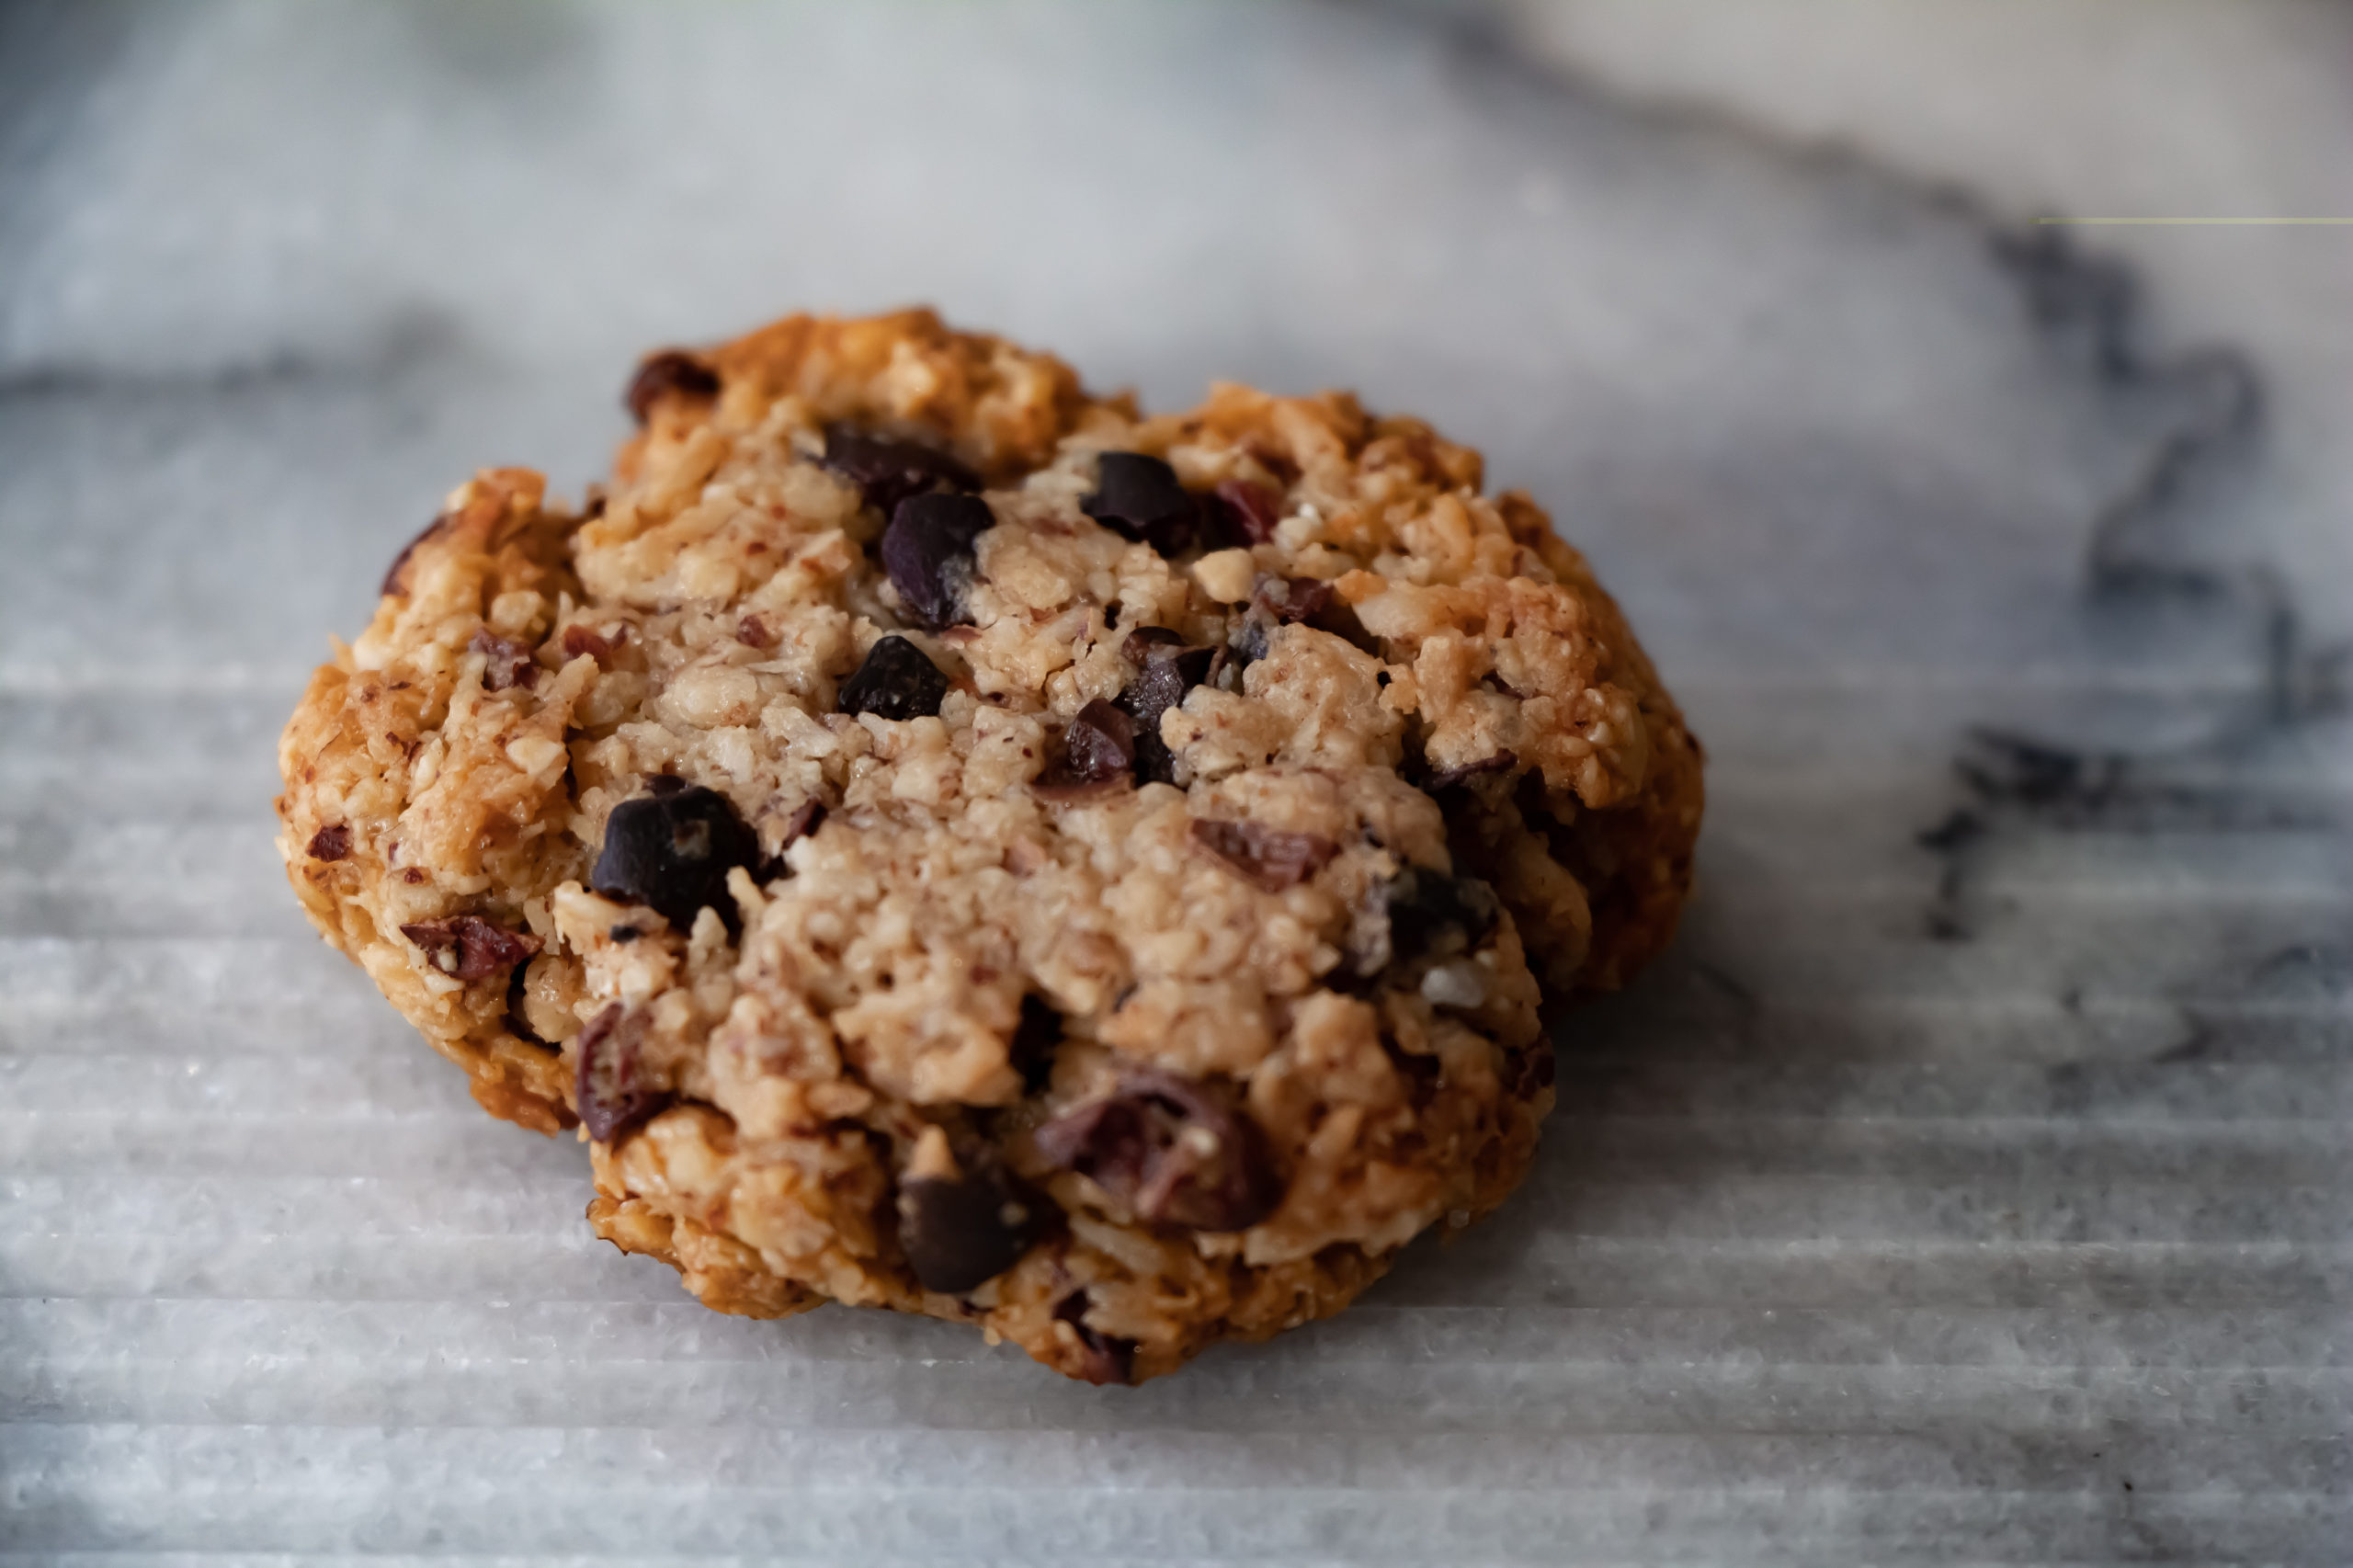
<box><xmin>1229</xmin><ymin>615</ymin><xmax>1271</xmax><ymax>670</ymax></box>
<box><xmin>820</xmin><ymin>424</ymin><xmax>980</xmax><ymax>517</ymax></box>
<box><xmin>1188</xmin><ymin>819</ymin><xmax>1339</xmax><ymax>892</ymax></box>
<box><xmin>624</xmin><ymin>350</ymin><xmax>720</xmax><ymax>425</ymax></box>
<box><xmin>381</xmin><ymin>512</ymin><xmax>456</xmax><ymax>598</ymax></box>
<box><xmin>1117</xmin><ymin>635</ymin><xmax>1216</xmax><ymax>722</ymax></box>
<box><xmin>1120</xmin><ymin>625</ymin><xmax>1187</xmax><ymax>655</ymax></box>
<box><xmin>399</xmin><ymin>915</ymin><xmax>541</xmax><ymax>983</ymax></box>
<box><xmin>1423</xmin><ymin>749</ymin><xmax>1518</xmax><ymax>792</ymax></box>
<box><xmin>1061</xmin><ymin>699</ymin><xmax>1135</xmax><ymax>784</ymax></box>
<box><xmin>590</xmin><ymin>785</ymin><xmax>763</xmax><ymax>931</ymax></box>
<box><xmin>899</xmin><ymin>1156</ymin><xmax>1040</xmax><ymax>1295</ymax></box>
<box><xmin>467</xmin><ymin>627</ymin><xmax>539</xmax><ymax>692</ymax></box>
<box><xmin>1010</xmin><ymin>993</ymin><xmax>1063</xmax><ymax>1092</ymax></box>
<box><xmin>1211</xmin><ymin>478</ymin><xmax>1282</xmax><ymax>545</ymax></box>
<box><xmin>881</xmin><ymin>492</ymin><xmax>994</xmax><ymax>628</ymax></box>
<box><xmin>1052</xmin><ymin>1291</ymin><xmax>1137</xmax><ymax>1386</ymax></box>
<box><xmin>735</xmin><ymin>613</ymin><xmax>777</xmax><ymax>649</ymax></box>
<box><xmin>1117</xmin><ymin>632</ymin><xmax>1215</xmax><ymax>785</ymax></box>
<box><xmin>505</xmin><ymin>960</ymin><xmax>549</xmax><ymax>1048</ymax></box>
<box><xmin>1509</xmin><ymin>1040</ymin><xmax>1557</xmax><ymax>1098</ymax></box>
<box><xmin>305</xmin><ymin>824</ymin><xmax>351</xmax><ymax>863</ymax></box>
<box><xmin>1384</xmin><ymin>865</ymin><xmax>1502</xmax><ymax>962</ymax></box>
<box><xmin>1083</xmin><ymin>452</ymin><xmax>1199</xmax><ymax>554</ymax></box>
<box><xmin>837</xmin><ymin>634</ymin><xmax>952</xmax><ymax>722</ymax></box>
<box><xmin>574</xmin><ymin>1003</ymin><xmax>670</xmax><ymax>1142</ymax></box>
<box><xmin>1035</xmin><ymin>1068</ymin><xmax>1280</xmax><ymax>1233</ymax></box>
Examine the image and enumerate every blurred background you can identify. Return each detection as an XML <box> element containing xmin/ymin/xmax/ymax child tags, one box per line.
<box><xmin>4</xmin><ymin>2</ymin><xmax>2347</xmax><ymax>1562</ymax></box>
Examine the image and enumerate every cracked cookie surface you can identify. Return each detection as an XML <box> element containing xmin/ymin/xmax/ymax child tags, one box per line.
<box><xmin>275</xmin><ymin>308</ymin><xmax>1702</xmax><ymax>1383</ymax></box>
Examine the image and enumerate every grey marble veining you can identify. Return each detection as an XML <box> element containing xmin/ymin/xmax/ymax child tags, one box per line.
<box><xmin>2</xmin><ymin>3</ymin><xmax>2347</xmax><ymax>1562</ymax></box>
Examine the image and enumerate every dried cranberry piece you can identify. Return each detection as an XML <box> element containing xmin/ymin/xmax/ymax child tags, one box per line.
<box><xmin>881</xmin><ymin>492</ymin><xmax>994</xmax><ymax>629</ymax></box>
<box><xmin>1262</xmin><ymin>575</ymin><xmax>1332</xmax><ymax>624</ymax></box>
<box><xmin>467</xmin><ymin>627</ymin><xmax>539</xmax><ymax>692</ymax></box>
<box><xmin>590</xmin><ymin>785</ymin><xmax>762</xmax><ymax>932</ymax></box>
<box><xmin>574</xmin><ymin>1003</ymin><xmax>671</xmax><ymax>1142</ymax></box>
<box><xmin>400</xmin><ymin>915</ymin><xmax>541</xmax><ymax>983</ymax></box>
<box><xmin>1035</xmin><ymin>1068</ymin><xmax>1281</xmax><ymax>1233</ymax></box>
<box><xmin>899</xmin><ymin>1155</ymin><xmax>1041</xmax><ymax>1295</ymax></box>
<box><xmin>1188</xmin><ymin>819</ymin><xmax>1339</xmax><ymax>892</ymax></box>
<box><xmin>305</xmin><ymin>824</ymin><xmax>351</xmax><ymax>862</ymax></box>
<box><xmin>1059</xmin><ymin>699</ymin><xmax>1135</xmax><ymax>785</ymax></box>
<box><xmin>1052</xmin><ymin>1291</ymin><xmax>1137</xmax><ymax>1386</ymax></box>
<box><xmin>1211</xmin><ymin>478</ymin><xmax>1283</xmax><ymax>545</ymax></box>
<box><xmin>623</xmin><ymin>350</ymin><xmax>719</xmax><ymax>425</ymax></box>
<box><xmin>381</xmin><ymin>512</ymin><xmax>456</xmax><ymax>597</ymax></box>
<box><xmin>561</xmin><ymin>624</ymin><xmax>617</xmax><ymax>663</ymax></box>
<box><xmin>820</xmin><ymin>424</ymin><xmax>980</xmax><ymax>517</ymax></box>
<box><xmin>1083</xmin><ymin>452</ymin><xmax>1200</xmax><ymax>554</ymax></box>
<box><xmin>837</xmin><ymin>634</ymin><xmax>952</xmax><ymax>722</ymax></box>
<box><xmin>1384</xmin><ymin>865</ymin><xmax>1502</xmax><ymax>962</ymax></box>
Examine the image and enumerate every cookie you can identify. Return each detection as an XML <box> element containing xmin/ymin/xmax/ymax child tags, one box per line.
<box><xmin>275</xmin><ymin>309</ymin><xmax>1702</xmax><ymax>1383</ymax></box>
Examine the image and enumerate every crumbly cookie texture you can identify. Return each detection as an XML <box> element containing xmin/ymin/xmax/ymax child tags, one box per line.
<box><xmin>276</xmin><ymin>309</ymin><xmax>1702</xmax><ymax>1384</ymax></box>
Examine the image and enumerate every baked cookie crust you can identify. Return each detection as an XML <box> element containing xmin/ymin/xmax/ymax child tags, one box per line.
<box><xmin>275</xmin><ymin>309</ymin><xmax>1701</xmax><ymax>1383</ymax></box>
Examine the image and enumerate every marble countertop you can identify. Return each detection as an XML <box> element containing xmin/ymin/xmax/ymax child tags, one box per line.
<box><xmin>4</xmin><ymin>3</ymin><xmax>2346</xmax><ymax>1561</ymax></box>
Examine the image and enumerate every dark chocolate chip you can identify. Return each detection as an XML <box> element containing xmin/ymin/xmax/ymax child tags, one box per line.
<box><xmin>574</xmin><ymin>1003</ymin><xmax>671</xmax><ymax>1142</ymax></box>
<box><xmin>1229</xmin><ymin>613</ymin><xmax>1272</xmax><ymax>669</ymax></box>
<box><xmin>624</xmin><ymin>350</ymin><xmax>720</xmax><ymax>425</ymax></box>
<box><xmin>1083</xmin><ymin>452</ymin><xmax>1199</xmax><ymax>554</ymax></box>
<box><xmin>1116</xmin><ymin>632</ymin><xmax>1215</xmax><ymax>785</ymax></box>
<box><xmin>1117</xmin><ymin>637</ymin><xmax>1216</xmax><ymax>723</ymax></box>
<box><xmin>881</xmin><ymin>492</ymin><xmax>994</xmax><ymax>628</ymax></box>
<box><xmin>1035</xmin><ymin>1067</ymin><xmax>1281</xmax><ymax>1233</ymax></box>
<box><xmin>381</xmin><ymin>512</ymin><xmax>456</xmax><ymax>598</ymax></box>
<box><xmin>590</xmin><ymin>785</ymin><xmax>762</xmax><ymax>932</ymax></box>
<box><xmin>1211</xmin><ymin>478</ymin><xmax>1283</xmax><ymax>545</ymax></box>
<box><xmin>505</xmin><ymin>960</ymin><xmax>550</xmax><ymax>1048</ymax></box>
<box><xmin>1188</xmin><ymin>818</ymin><xmax>1340</xmax><ymax>892</ymax></box>
<box><xmin>1130</xmin><ymin>732</ymin><xmax>1178</xmax><ymax>788</ymax></box>
<box><xmin>608</xmin><ymin>925</ymin><xmax>641</xmax><ymax>943</ymax></box>
<box><xmin>1120</xmin><ymin>625</ymin><xmax>1188</xmax><ymax>655</ymax></box>
<box><xmin>1509</xmin><ymin>1041</ymin><xmax>1556</xmax><ymax>1098</ymax></box>
<box><xmin>899</xmin><ymin>1157</ymin><xmax>1040</xmax><ymax>1295</ymax></box>
<box><xmin>399</xmin><ymin>915</ymin><xmax>542</xmax><ymax>983</ymax></box>
<box><xmin>1423</xmin><ymin>749</ymin><xmax>1518</xmax><ymax>792</ymax></box>
<box><xmin>643</xmin><ymin>773</ymin><xmax>688</xmax><ymax>798</ymax></box>
<box><xmin>1061</xmin><ymin>699</ymin><xmax>1135</xmax><ymax>784</ymax></box>
<box><xmin>1010</xmin><ymin>993</ymin><xmax>1063</xmax><ymax>1093</ymax></box>
<box><xmin>467</xmin><ymin>627</ymin><xmax>539</xmax><ymax>692</ymax></box>
<box><xmin>1052</xmin><ymin>1291</ymin><xmax>1137</xmax><ymax>1386</ymax></box>
<box><xmin>837</xmin><ymin>634</ymin><xmax>952</xmax><ymax>722</ymax></box>
<box><xmin>305</xmin><ymin>824</ymin><xmax>351</xmax><ymax>863</ymax></box>
<box><xmin>1384</xmin><ymin>865</ymin><xmax>1502</xmax><ymax>962</ymax></box>
<box><xmin>820</xmin><ymin>424</ymin><xmax>980</xmax><ymax>518</ymax></box>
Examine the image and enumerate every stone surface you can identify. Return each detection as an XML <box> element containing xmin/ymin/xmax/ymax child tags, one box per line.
<box><xmin>2</xmin><ymin>1</ymin><xmax>2346</xmax><ymax>1561</ymax></box>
